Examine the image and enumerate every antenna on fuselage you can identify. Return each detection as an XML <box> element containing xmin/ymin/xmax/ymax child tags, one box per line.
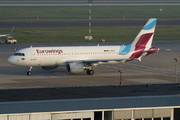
<box><xmin>30</xmin><ymin>45</ymin><xmax>33</xmax><ymax>48</ymax></box>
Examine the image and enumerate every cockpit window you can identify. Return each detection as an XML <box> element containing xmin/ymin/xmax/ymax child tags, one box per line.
<box><xmin>14</xmin><ymin>53</ymin><xmax>25</xmax><ymax>56</ymax></box>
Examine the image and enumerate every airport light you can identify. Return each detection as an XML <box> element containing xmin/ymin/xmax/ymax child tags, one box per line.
<box><xmin>118</xmin><ymin>70</ymin><xmax>123</xmax><ymax>86</ymax></box>
<box><xmin>174</xmin><ymin>58</ymin><xmax>178</xmax><ymax>82</ymax></box>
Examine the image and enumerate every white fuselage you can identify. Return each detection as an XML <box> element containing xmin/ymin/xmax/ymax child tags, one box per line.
<box><xmin>8</xmin><ymin>45</ymin><xmax>132</xmax><ymax>67</ymax></box>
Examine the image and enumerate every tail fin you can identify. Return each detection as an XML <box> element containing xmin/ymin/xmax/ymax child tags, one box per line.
<box><xmin>130</xmin><ymin>18</ymin><xmax>157</xmax><ymax>52</ymax></box>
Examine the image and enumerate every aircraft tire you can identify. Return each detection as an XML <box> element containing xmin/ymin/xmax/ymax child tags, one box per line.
<box><xmin>89</xmin><ymin>70</ymin><xmax>94</xmax><ymax>75</ymax></box>
<box><xmin>27</xmin><ymin>71</ymin><xmax>32</xmax><ymax>76</ymax></box>
<box><xmin>87</xmin><ymin>70</ymin><xmax>94</xmax><ymax>75</ymax></box>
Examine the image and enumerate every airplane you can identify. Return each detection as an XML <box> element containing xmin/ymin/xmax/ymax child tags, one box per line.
<box><xmin>0</xmin><ymin>26</ymin><xmax>15</xmax><ymax>37</ymax></box>
<box><xmin>7</xmin><ymin>18</ymin><xmax>159</xmax><ymax>76</ymax></box>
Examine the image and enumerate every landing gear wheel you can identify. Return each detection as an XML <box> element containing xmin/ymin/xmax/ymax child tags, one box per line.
<box><xmin>89</xmin><ymin>70</ymin><xmax>94</xmax><ymax>75</ymax></box>
<box><xmin>27</xmin><ymin>66</ymin><xmax>32</xmax><ymax>76</ymax></box>
<box><xmin>86</xmin><ymin>70</ymin><xmax>94</xmax><ymax>75</ymax></box>
<box><xmin>27</xmin><ymin>71</ymin><xmax>32</xmax><ymax>76</ymax></box>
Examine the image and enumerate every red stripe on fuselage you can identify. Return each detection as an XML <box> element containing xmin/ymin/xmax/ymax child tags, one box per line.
<box><xmin>128</xmin><ymin>33</ymin><xmax>153</xmax><ymax>60</ymax></box>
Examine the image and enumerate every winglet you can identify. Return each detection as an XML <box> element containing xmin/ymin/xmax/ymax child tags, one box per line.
<box><xmin>9</xmin><ymin>26</ymin><xmax>15</xmax><ymax>35</ymax></box>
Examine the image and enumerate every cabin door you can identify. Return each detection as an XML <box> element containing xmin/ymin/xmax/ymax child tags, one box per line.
<box><xmin>30</xmin><ymin>49</ymin><xmax>36</xmax><ymax>60</ymax></box>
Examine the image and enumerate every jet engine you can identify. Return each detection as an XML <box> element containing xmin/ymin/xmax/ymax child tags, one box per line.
<box><xmin>42</xmin><ymin>66</ymin><xmax>58</xmax><ymax>70</ymax></box>
<box><xmin>66</xmin><ymin>63</ymin><xmax>89</xmax><ymax>73</ymax></box>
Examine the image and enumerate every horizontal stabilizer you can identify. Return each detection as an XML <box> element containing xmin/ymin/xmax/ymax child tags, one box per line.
<box><xmin>143</xmin><ymin>49</ymin><xmax>159</xmax><ymax>52</ymax></box>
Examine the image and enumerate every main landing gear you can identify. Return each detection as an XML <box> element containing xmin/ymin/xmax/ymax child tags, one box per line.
<box><xmin>86</xmin><ymin>69</ymin><xmax>94</xmax><ymax>75</ymax></box>
<box><xmin>27</xmin><ymin>66</ymin><xmax>32</xmax><ymax>76</ymax></box>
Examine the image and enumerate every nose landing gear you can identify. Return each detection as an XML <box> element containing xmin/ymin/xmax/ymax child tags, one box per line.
<box><xmin>27</xmin><ymin>66</ymin><xmax>32</xmax><ymax>75</ymax></box>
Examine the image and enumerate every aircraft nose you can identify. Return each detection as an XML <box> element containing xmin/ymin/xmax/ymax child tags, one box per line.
<box><xmin>7</xmin><ymin>56</ymin><xmax>15</xmax><ymax>65</ymax></box>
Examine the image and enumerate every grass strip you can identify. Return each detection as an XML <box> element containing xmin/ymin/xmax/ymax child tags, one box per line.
<box><xmin>0</xmin><ymin>25</ymin><xmax>179</xmax><ymax>43</ymax></box>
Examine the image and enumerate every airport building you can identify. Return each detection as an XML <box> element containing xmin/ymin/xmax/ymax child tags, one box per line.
<box><xmin>0</xmin><ymin>83</ymin><xmax>180</xmax><ymax>120</ymax></box>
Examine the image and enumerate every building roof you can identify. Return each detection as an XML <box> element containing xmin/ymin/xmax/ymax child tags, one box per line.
<box><xmin>1</xmin><ymin>83</ymin><xmax>180</xmax><ymax>114</ymax></box>
<box><xmin>0</xmin><ymin>83</ymin><xmax>180</xmax><ymax>102</ymax></box>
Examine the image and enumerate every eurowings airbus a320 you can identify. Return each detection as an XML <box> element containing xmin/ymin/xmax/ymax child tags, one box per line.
<box><xmin>8</xmin><ymin>18</ymin><xmax>159</xmax><ymax>75</ymax></box>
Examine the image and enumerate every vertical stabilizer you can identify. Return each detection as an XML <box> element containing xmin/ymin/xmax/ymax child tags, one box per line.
<box><xmin>130</xmin><ymin>18</ymin><xmax>157</xmax><ymax>52</ymax></box>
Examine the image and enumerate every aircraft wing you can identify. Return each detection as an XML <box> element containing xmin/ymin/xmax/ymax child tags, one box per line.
<box><xmin>66</xmin><ymin>58</ymin><xmax>132</xmax><ymax>64</ymax></box>
<box><xmin>0</xmin><ymin>26</ymin><xmax>15</xmax><ymax>37</ymax></box>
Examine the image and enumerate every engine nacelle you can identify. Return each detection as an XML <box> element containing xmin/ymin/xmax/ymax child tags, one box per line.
<box><xmin>42</xmin><ymin>66</ymin><xmax>58</xmax><ymax>70</ymax></box>
<box><xmin>66</xmin><ymin>63</ymin><xmax>87</xmax><ymax>73</ymax></box>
